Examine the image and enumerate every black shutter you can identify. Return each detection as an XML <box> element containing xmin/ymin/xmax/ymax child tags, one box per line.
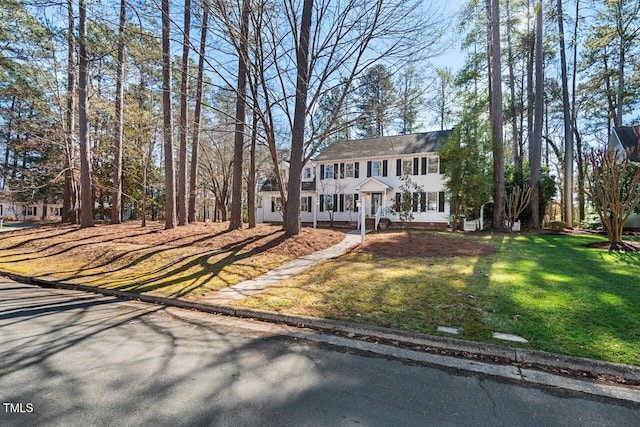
<box><xmin>421</xmin><ymin>157</ymin><xmax>427</xmax><ymax>175</ymax></box>
<box><xmin>320</xmin><ymin>164</ymin><xmax>325</xmax><ymax>180</ymax></box>
<box><xmin>413</xmin><ymin>158</ymin><xmax>419</xmax><ymax>175</ymax></box>
<box><xmin>307</xmin><ymin>197</ymin><xmax>312</xmax><ymax>212</ymax></box>
<box><xmin>395</xmin><ymin>192</ymin><xmax>401</xmax><ymax>209</ymax></box>
<box><xmin>340</xmin><ymin>163</ymin><xmax>345</xmax><ymax>179</ymax></box>
<box><xmin>382</xmin><ymin>160</ymin><xmax>388</xmax><ymax>177</ymax></box>
<box><xmin>367</xmin><ymin>161</ymin><xmax>372</xmax><ymax>177</ymax></box>
<box><xmin>334</xmin><ymin>163</ymin><xmax>338</xmax><ymax>179</ymax></box>
<box><xmin>396</xmin><ymin>159</ymin><xmax>402</xmax><ymax>176</ymax></box>
<box><xmin>354</xmin><ymin>162</ymin><xmax>360</xmax><ymax>178</ymax></box>
<box><xmin>439</xmin><ymin>158</ymin><xmax>445</xmax><ymax>175</ymax></box>
<box><xmin>319</xmin><ymin>195</ymin><xmax>324</xmax><ymax>212</ymax></box>
<box><xmin>333</xmin><ymin>194</ymin><xmax>338</xmax><ymax>212</ymax></box>
<box><xmin>420</xmin><ymin>192</ymin><xmax>427</xmax><ymax>212</ymax></box>
<box><xmin>439</xmin><ymin>191</ymin><xmax>446</xmax><ymax>212</ymax></box>
<box><xmin>271</xmin><ymin>199</ymin><xmax>275</xmax><ymax>212</ymax></box>
<box><xmin>339</xmin><ymin>194</ymin><xmax>344</xmax><ymax>212</ymax></box>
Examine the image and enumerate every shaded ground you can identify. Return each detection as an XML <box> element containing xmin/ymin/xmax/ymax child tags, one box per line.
<box><xmin>584</xmin><ymin>240</ymin><xmax>640</xmax><ymax>251</ymax></box>
<box><xmin>0</xmin><ymin>222</ymin><xmax>346</xmax><ymax>298</ymax></box>
<box><xmin>353</xmin><ymin>230</ymin><xmax>497</xmax><ymax>257</ymax></box>
<box><xmin>1</xmin><ymin>221</ymin><xmax>346</xmax><ymax>257</ymax></box>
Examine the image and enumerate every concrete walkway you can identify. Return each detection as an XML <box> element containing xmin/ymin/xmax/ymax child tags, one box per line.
<box><xmin>201</xmin><ymin>231</ymin><xmax>362</xmax><ymax>304</ymax></box>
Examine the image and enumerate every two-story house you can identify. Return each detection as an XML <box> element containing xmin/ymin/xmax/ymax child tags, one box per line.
<box><xmin>259</xmin><ymin>130</ymin><xmax>453</xmax><ymax>228</ymax></box>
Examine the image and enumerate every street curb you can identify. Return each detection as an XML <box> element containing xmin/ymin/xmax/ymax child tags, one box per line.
<box><xmin>3</xmin><ymin>271</ymin><xmax>640</xmax><ymax>388</ymax></box>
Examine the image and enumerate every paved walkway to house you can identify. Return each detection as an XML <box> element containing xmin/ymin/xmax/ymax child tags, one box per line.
<box><xmin>200</xmin><ymin>231</ymin><xmax>363</xmax><ymax>305</ymax></box>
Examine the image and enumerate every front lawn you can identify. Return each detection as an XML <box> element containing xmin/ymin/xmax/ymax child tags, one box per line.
<box><xmin>0</xmin><ymin>222</ymin><xmax>344</xmax><ymax>298</ymax></box>
<box><xmin>239</xmin><ymin>231</ymin><xmax>640</xmax><ymax>365</ymax></box>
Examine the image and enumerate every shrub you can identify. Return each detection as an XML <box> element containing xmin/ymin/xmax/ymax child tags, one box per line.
<box><xmin>545</xmin><ymin>221</ymin><xmax>566</xmax><ymax>230</ymax></box>
<box><xmin>581</xmin><ymin>211</ymin><xmax>603</xmax><ymax>230</ymax></box>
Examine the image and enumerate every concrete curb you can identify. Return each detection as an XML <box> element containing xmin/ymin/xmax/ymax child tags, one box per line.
<box><xmin>3</xmin><ymin>271</ymin><xmax>640</xmax><ymax>390</ymax></box>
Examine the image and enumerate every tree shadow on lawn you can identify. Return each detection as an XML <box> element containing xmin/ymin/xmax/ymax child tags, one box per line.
<box><xmin>12</xmin><ymin>231</ymin><xmax>290</xmax><ymax>299</ymax></box>
<box><xmin>484</xmin><ymin>233</ymin><xmax>640</xmax><ymax>364</ymax></box>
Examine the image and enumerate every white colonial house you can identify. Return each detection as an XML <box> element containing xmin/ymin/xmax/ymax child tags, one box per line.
<box><xmin>259</xmin><ymin>130</ymin><xmax>453</xmax><ymax>229</ymax></box>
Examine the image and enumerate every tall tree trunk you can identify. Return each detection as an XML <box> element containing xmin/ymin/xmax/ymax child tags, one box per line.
<box><xmin>162</xmin><ymin>0</ymin><xmax>176</xmax><ymax>229</ymax></box>
<box><xmin>557</xmin><ymin>0</ymin><xmax>573</xmax><ymax>228</ymax></box>
<box><xmin>526</xmin><ymin>0</ymin><xmax>534</xmax><ymax>158</ymax></box>
<box><xmin>616</xmin><ymin>37</ymin><xmax>624</xmax><ymax>127</ymax></box>
<box><xmin>229</xmin><ymin>0</ymin><xmax>250</xmax><ymax>231</ymax></box>
<box><xmin>188</xmin><ymin>1</ymin><xmax>208</xmax><ymax>224</ymax></box>
<box><xmin>572</xmin><ymin>0</ymin><xmax>584</xmax><ymax>223</ymax></box>
<box><xmin>284</xmin><ymin>0</ymin><xmax>313</xmax><ymax>237</ymax></box>
<box><xmin>64</xmin><ymin>0</ymin><xmax>78</xmax><ymax>224</ymax></box>
<box><xmin>247</xmin><ymin>109</ymin><xmax>257</xmax><ymax>228</ymax></box>
<box><xmin>177</xmin><ymin>0</ymin><xmax>191</xmax><ymax>226</ymax></box>
<box><xmin>487</xmin><ymin>0</ymin><xmax>505</xmax><ymax>230</ymax></box>
<box><xmin>506</xmin><ymin>0</ymin><xmax>521</xmax><ymax>171</ymax></box>
<box><xmin>78</xmin><ymin>0</ymin><xmax>93</xmax><ymax>228</ymax></box>
<box><xmin>111</xmin><ymin>0</ymin><xmax>126</xmax><ymax>224</ymax></box>
<box><xmin>530</xmin><ymin>1</ymin><xmax>543</xmax><ymax>229</ymax></box>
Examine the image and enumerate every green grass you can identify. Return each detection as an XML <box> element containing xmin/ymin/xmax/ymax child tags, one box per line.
<box><xmin>240</xmin><ymin>232</ymin><xmax>640</xmax><ymax>365</ymax></box>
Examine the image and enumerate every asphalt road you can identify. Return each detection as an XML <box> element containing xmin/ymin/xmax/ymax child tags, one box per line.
<box><xmin>1</xmin><ymin>280</ymin><xmax>638</xmax><ymax>427</ymax></box>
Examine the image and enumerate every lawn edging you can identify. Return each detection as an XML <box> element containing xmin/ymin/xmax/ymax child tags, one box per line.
<box><xmin>3</xmin><ymin>270</ymin><xmax>640</xmax><ymax>387</ymax></box>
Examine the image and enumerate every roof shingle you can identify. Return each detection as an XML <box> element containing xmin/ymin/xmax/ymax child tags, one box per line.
<box><xmin>313</xmin><ymin>129</ymin><xmax>454</xmax><ymax>162</ymax></box>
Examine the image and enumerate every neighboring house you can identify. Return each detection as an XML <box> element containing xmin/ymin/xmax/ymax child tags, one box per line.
<box><xmin>0</xmin><ymin>196</ymin><xmax>63</xmax><ymax>221</ymax></box>
<box><xmin>260</xmin><ymin>130</ymin><xmax>453</xmax><ymax>228</ymax></box>
<box><xmin>608</xmin><ymin>125</ymin><xmax>640</xmax><ymax>229</ymax></box>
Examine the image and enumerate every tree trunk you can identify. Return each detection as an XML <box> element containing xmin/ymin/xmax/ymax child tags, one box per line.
<box><xmin>188</xmin><ymin>1</ymin><xmax>208</xmax><ymax>224</ymax></box>
<box><xmin>487</xmin><ymin>0</ymin><xmax>505</xmax><ymax>230</ymax></box>
<box><xmin>177</xmin><ymin>0</ymin><xmax>191</xmax><ymax>226</ymax></box>
<box><xmin>530</xmin><ymin>1</ymin><xmax>543</xmax><ymax>229</ymax></box>
<box><xmin>78</xmin><ymin>0</ymin><xmax>93</xmax><ymax>228</ymax></box>
<box><xmin>162</xmin><ymin>0</ymin><xmax>176</xmax><ymax>229</ymax></box>
<box><xmin>557</xmin><ymin>0</ymin><xmax>573</xmax><ymax>228</ymax></box>
<box><xmin>571</xmin><ymin>0</ymin><xmax>584</xmax><ymax>223</ymax></box>
<box><xmin>111</xmin><ymin>0</ymin><xmax>126</xmax><ymax>225</ymax></box>
<box><xmin>248</xmin><ymin>109</ymin><xmax>257</xmax><ymax>228</ymax></box>
<box><xmin>229</xmin><ymin>0</ymin><xmax>250</xmax><ymax>231</ymax></box>
<box><xmin>64</xmin><ymin>0</ymin><xmax>78</xmax><ymax>224</ymax></box>
<box><xmin>506</xmin><ymin>0</ymin><xmax>521</xmax><ymax>172</ymax></box>
<box><xmin>284</xmin><ymin>0</ymin><xmax>313</xmax><ymax>237</ymax></box>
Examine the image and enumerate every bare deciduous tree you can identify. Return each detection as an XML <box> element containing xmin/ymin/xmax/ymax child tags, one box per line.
<box><xmin>505</xmin><ymin>185</ymin><xmax>531</xmax><ymax>232</ymax></box>
<box><xmin>585</xmin><ymin>148</ymin><xmax>640</xmax><ymax>250</ymax></box>
<box><xmin>188</xmin><ymin>0</ymin><xmax>209</xmax><ymax>224</ymax></box>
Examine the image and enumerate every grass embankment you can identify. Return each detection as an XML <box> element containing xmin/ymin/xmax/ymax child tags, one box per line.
<box><xmin>239</xmin><ymin>231</ymin><xmax>640</xmax><ymax>365</ymax></box>
<box><xmin>0</xmin><ymin>222</ymin><xmax>343</xmax><ymax>298</ymax></box>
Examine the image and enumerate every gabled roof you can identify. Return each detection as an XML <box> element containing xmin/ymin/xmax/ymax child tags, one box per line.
<box><xmin>313</xmin><ymin>129</ymin><xmax>454</xmax><ymax>162</ymax></box>
<box><xmin>612</xmin><ymin>126</ymin><xmax>640</xmax><ymax>162</ymax></box>
<box><xmin>355</xmin><ymin>177</ymin><xmax>393</xmax><ymax>192</ymax></box>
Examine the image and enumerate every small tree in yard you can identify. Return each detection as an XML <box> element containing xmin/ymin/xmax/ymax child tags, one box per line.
<box><xmin>585</xmin><ymin>148</ymin><xmax>640</xmax><ymax>250</ymax></box>
<box><xmin>505</xmin><ymin>185</ymin><xmax>531</xmax><ymax>232</ymax></box>
<box><xmin>391</xmin><ymin>174</ymin><xmax>423</xmax><ymax>240</ymax></box>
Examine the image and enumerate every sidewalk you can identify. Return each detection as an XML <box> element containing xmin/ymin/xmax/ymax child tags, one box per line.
<box><xmin>200</xmin><ymin>231</ymin><xmax>362</xmax><ymax>304</ymax></box>
<box><xmin>2</xmin><ymin>229</ymin><xmax>640</xmax><ymax>404</ymax></box>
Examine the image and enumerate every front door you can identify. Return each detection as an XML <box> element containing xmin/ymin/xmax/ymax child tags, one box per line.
<box><xmin>371</xmin><ymin>193</ymin><xmax>382</xmax><ymax>216</ymax></box>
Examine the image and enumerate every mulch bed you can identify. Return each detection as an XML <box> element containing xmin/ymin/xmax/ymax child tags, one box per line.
<box><xmin>353</xmin><ymin>231</ymin><xmax>496</xmax><ymax>258</ymax></box>
<box><xmin>584</xmin><ymin>240</ymin><xmax>640</xmax><ymax>252</ymax></box>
